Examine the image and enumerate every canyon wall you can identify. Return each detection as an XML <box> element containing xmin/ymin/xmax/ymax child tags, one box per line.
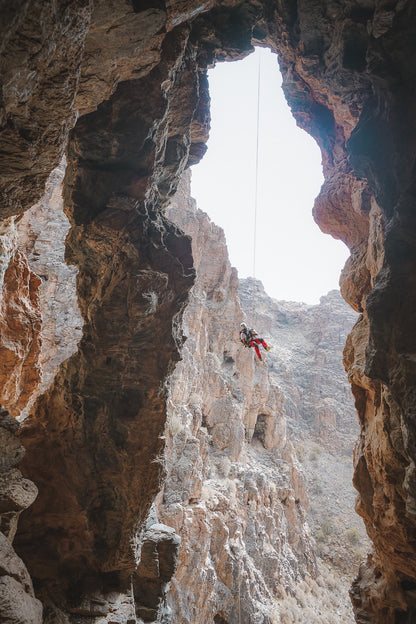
<box><xmin>239</xmin><ymin>282</ymin><xmax>369</xmax><ymax>605</ymax></box>
<box><xmin>1</xmin><ymin>1</ymin><xmax>416</xmax><ymax>622</ymax></box>
<box><xmin>238</xmin><ymin>283</ymin><xmax>359</xmax><ymax>450</ymax></box>
<box><xmin>7</xmin><ymin>166</ymin><xmax>360</xmax><ymax>623</ymax></box>
<box><xmin>160</xmin><ymin>172</ymin><xmax>315</xmax><ymax>624</ymax></box>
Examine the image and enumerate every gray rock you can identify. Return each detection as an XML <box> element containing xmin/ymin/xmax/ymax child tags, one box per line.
<box><xmin>0</xmin><ymin>575</ymin><xmax>42</xmax><ymax>624</ymax></box>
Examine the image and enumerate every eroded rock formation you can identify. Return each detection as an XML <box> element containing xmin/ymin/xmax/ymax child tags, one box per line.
<box><xmin>0</xmin><ymin>243</ymin><xmax>42</xmax><ymax>417</ymax></box>
<box><xmin>159</xmin><ymin>172</ymin><xmax>314</xmax><ymax>623</ymax></box>
<box><xmin>0</xmin><ymin>1</ymin><xmax>416</xmax><ymax>622</ymax></box>
<box><xmin>16</xmin><ymin>161</ymin><xmax>83</xmax><ymax>415</ymax></box>
<box><xmin>0</xmin><ymin>405</ymin><xmax>41</xmax><ymax>623</ymax></box>
<box><xmin>240</xmin><ymin>282</ymin><xmax>369</xmax><ymax>617</ymax></box>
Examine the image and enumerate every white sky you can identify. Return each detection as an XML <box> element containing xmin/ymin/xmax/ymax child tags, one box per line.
<box><xmin>191</xmin><ymin>47</ymin><xmax>350</xmax><ymax>304</ymax></box>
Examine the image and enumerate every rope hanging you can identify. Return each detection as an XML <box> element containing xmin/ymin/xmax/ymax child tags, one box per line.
<box><xmin>251</xmin><ymin>52</ymin><xmax>262</xmax><ymax>319</ymax></box>
<box><xmin>238</xmin><ymin>559</ymin><xmax>241</xmax><ymax>624</ymax></box>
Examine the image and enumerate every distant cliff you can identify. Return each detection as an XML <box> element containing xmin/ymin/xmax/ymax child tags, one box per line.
<box><xmin>159</xmin><ymin>171</ymin><xmax>314</xmax><ymax>623</ymax></box>
<box><xmin>239</xmin><ymin>282</ymin><xmax>358</xmax><ymax>449</ymax></box>
<box><xmin>239</xmin><ymin>280</ymin><xmax>369</xmax><ymax>608</ymax></box>
<box><xmin>151</xmin><ymin>172</ymin><xmax>364</xmax><ymax>623</ymax></box>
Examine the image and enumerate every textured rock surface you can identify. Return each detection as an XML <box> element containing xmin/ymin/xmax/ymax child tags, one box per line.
<box><xmin>0</xmin><ymin>229</ymin><xmax>42</xmax><ymax>417</ymax></box>
<box><xmin>16</xmin><ymin>161</ymin><xmax>83</xmax><ymax>416</ymax></box>
<box><xmin>0</xmin><ymin>406</ymin><xmax>42</xmax><ymax>624</ymax></box>
<box><xmin>240</xmin><ymin>282</ymin><xmax>369</xmax><ymax>619</ymax></box>
<box><xmin>160</xmin><ymin>172</ymin><xmax>315</xmax><ymax>624</ymax></box>
<box><xmin>0</xmin><ymin>1</ymin><xmax>92</xmax><ymax>219</ymax></box>
<box><xmin>134</xmin><ymin>523</ymin><xmax>181</xmax><ymax>622</ymax></box>
<box><xmin>0</xmin><ymin>1</ymin><xmax>415</xmax><ymax>622</ymax></box>
<box><xmin>238</xmin><ymin>285</ymin><xmax>358</xmax><ymax>448</ymax></box>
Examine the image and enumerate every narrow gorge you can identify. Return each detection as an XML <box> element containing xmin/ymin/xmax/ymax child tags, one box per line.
<box><xmin>1</xmin><ymin>2</ymin><xmax>416</xmax><ymax>623</ymax></box>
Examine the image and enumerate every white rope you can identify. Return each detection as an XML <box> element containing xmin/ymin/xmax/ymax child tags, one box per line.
<box><xmin>238</xmin><ymin>560</ymin><xmax>242</xmax><ymax>624</ymax></box>
<box><xmin>251</xmin><ymin>52</ymin><xmax>261</xmax><ymax>320</ymax></box>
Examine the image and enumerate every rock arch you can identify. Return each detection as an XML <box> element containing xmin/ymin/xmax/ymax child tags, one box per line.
<box><xmin>1</xmin><ymin>2</ymin><xmax>416</xmax><ymax>621</ymax></box>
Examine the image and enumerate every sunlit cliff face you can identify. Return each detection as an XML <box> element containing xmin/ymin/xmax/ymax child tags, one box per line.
<box><xmin>1</xmin><ymin>2</ymin><xmax>416</xmax><ymax>622</ymax></box>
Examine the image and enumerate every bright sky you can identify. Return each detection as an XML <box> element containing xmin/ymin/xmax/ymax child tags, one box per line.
<box><xmin>191</xmin><ymin>47</ymin><xmax>350</xmax><ymax>304</ymax></box>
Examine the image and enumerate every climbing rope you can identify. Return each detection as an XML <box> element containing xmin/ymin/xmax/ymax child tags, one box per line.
<box><xmin>237</xmin><ymin>556</ymin><xmax>242</xmax><ymax>624</ymax></box>
<box><xmin>251</xmin><ymin>52</ymin><xmax>261</xmax><ymax>320</ymax></box>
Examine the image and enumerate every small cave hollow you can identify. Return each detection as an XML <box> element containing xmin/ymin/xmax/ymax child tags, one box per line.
<box><xmin>252</xmin><ymin>413</ymin><xmax>270</xmax><ymax>448</ymax></box>
<box><xmin>223</xmin><ymin>350</ymin><xmax>235</xmax><ymax>365</ymax></box>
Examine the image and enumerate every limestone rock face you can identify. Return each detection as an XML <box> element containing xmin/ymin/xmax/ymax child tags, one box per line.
<box><xmin>0</xmin><ymin>225</ymin><xmax>42</xmax><ymax>417</ymax></box>
<box><xmin>0</xmin><ymin>406</ymin><xmax>42</xmax><ymax>624</ymax></box>
<box><xmin>16</xmin><ymin>161</ymin><xmax>83</xmax><ymax>415</ymax></box>
<box><xmin>239</xmin><ymin>284</ymin><xmax>358</xmax><ymax>449</ymax></box>
<box><xmin>0</xmin><ymin>161</ymin><xmax>83</xmax><ymax>420</ymax></box>
<box><xmin>239</xmin><ymin>282</ymin><xmax>370</xmax><ymax>616</ymax></box>
<box><xmin>0</xmin><ymin>1</ymin><xmax>416</xmax><ymax>622</ymax></box>
<box><xmin>158</xmin><ymin>172</ymin><xmax>315</xmax><ymax>623</ymax></box>
<box><xmin>133</xmin><ymin>523</ymin><xmax>181</xmax><ymax>622</ymax></box>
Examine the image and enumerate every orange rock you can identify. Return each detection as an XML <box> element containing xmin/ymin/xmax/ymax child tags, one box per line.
<box><xmin>0</xmin><ymin>251</ymin><xmax>42</xmax><ymax>416</ymax></box>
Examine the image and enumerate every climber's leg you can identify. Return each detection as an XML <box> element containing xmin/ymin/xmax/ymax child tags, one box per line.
<box><xmin>252</xmin><ymin>341</ymin><xmax>262</xmax><ymax>360</ymax></box>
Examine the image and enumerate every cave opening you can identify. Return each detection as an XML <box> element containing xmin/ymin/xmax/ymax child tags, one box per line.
<box><xmin>191</xmin><ymin>46</ymin><xmax>349</xmax><ymax>305</ymax></box>
<box><xmin>1</xmin><ymin>2</ymin><xmax>415</xmax><ymax>622</ymax></box>
<box><xmin>252</xmin><ymin>413</ymin><xmax>269</xmax><ymax>447</ymax></box>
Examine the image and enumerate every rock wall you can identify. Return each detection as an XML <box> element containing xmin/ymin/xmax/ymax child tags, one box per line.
<box><xmin>0</xmin><ymin>405</ymin><xmax>41</xmax><ymax>624</ymax></box>
<box><xmin>240</xmin><ymin>282</ymin><xmax>369</xmax><ymax>616</ymax></box>
<box><xmin>239</xmin><ymin>284</ymin><xmax>358</xmax><ymax>447</ymax></box>
<box><xmin>0</xmin><ymin>1</ymin><xmax>416</xmax><ymax>622</ymax></box>
<box><xmin>161</xmin><ymin>172</ymin><xmax>314</xmax><ymax>624</ymax></box>
<box><xmin>16</xmin><ymin>161</ymin><xmax>83</xmax><ymax>416</ymax></box>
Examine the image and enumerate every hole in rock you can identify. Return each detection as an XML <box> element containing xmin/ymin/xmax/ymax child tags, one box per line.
<box><xmin>343</xmin><ymin>34</ymin><xmax>367</xmax><ymax>72</ymax></box>
<box><xmin>252</xmin><ymin>413</ymin><xmax>269</xmax><ymax>447</ymax></box>
<box><xmin>191</xmin><ymin>47</ymin><xmax>350</xmax><ymax>305</ymax></box>
<box><xmin>223</xmin><ymin>350</ymin><xmax>234</xmax><ymax>364</ymax></box>
<box><xmin>401</xmin><ymin>578</ymin><xmax>416</xmax><ymax>592</ymax></box>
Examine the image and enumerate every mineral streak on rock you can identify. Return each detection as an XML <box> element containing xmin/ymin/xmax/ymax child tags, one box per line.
<box><xmin>159</xmin><ymin>172</ymin><xmax>315</xmax><ymax>623</ymax></box>
<box><xmin>0</xmin><ymin>1</ymin><xmax>415</xmax><ymax>622</ymax></box>
<box><xmin>0</xmin><ymin>241</ymin><xmax>42</xmax><ymax>417</ymax></box>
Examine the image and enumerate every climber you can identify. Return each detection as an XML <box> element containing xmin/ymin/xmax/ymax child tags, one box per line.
<box><xmin>239</xmin><ymin>322</ymin><xmax>270</xmax><ymax>361</ymax></box>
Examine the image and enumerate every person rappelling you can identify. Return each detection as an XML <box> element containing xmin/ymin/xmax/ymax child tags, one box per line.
<box><xmin>238</xmin><ymin>59</ymin><xmax>271</xmax><ymax>364</ymax></box>
<box><xmin>239</xmin><ymin>322</ymin><xmax>270</xmax><ymax>361</ymax></box>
